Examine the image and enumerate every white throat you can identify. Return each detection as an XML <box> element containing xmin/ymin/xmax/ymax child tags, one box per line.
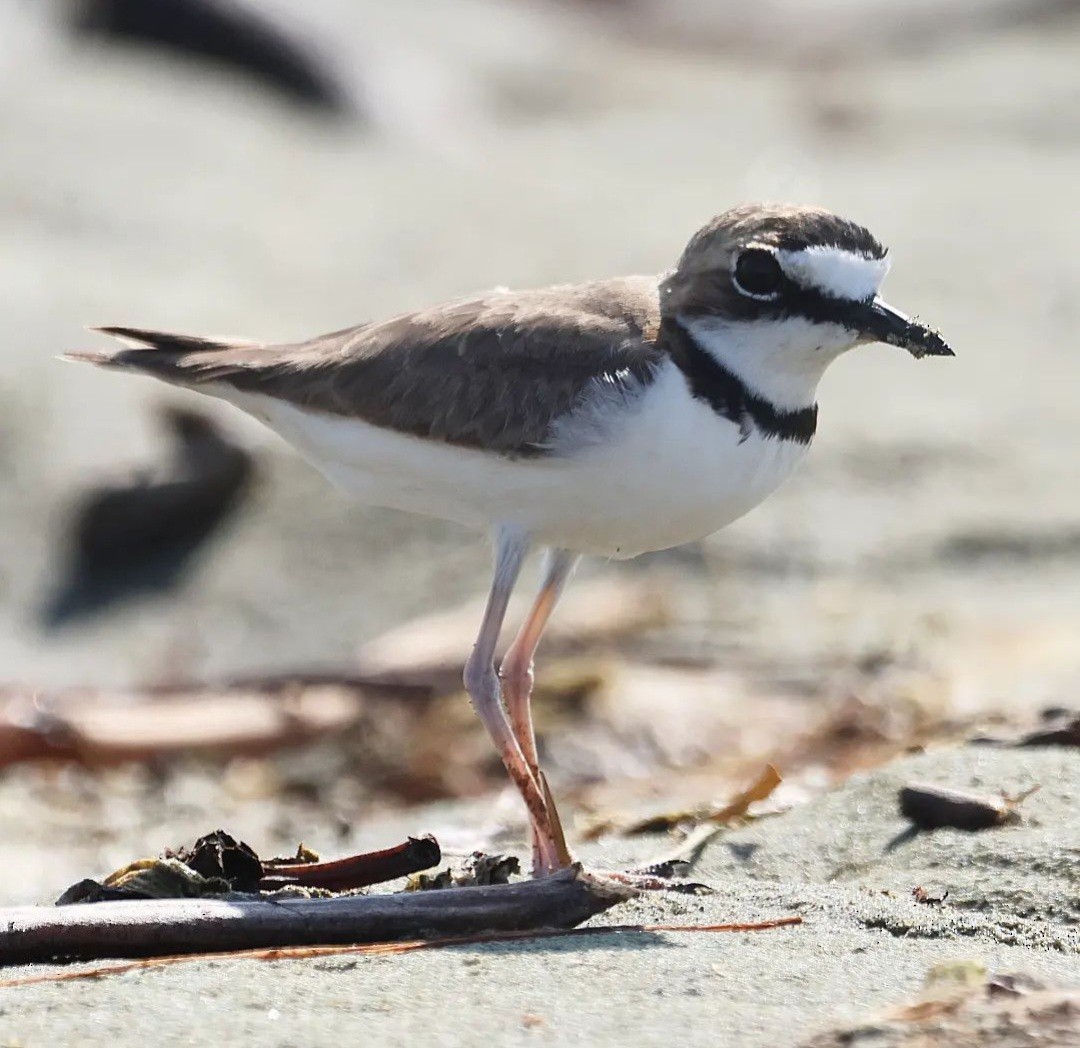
<box><xmin>679</xmin><ymin>313</ymin><xmax>851</xmax><ymax>412</ymax></box>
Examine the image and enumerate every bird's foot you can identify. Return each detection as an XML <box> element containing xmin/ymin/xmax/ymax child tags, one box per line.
<box><xmin>531</xmin><ymin>855</ymin><xmax>711</xmax><ymax>894</ymax></box>
<box><xmin>528</xmin><ymin>776</ymin><xmax>711</xmax><ymax>892</ymax></box>
<box><xmin>586</xmin><ymin>863</ymin><xmax>713</xmax><ymax>894</ymax></box>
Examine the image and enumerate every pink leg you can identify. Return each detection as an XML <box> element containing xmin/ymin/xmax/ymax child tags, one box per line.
<box><xmin>499</xmin><ymin>549</ymin><xmax>579</xmax><ymax>875</ymax></box>
<box><xmin>471</xmin><ymin>541</ymin><xmax>701</xmax><ymax>892</ymax></box>
<box><xmin>463</xmin><ymin>528</ymin><xmax>561</xmax><ymax>875</ymax></box>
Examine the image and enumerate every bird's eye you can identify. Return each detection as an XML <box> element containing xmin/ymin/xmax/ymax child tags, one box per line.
<box><xmin>732</xmin><ymin>249</ymin><xmax>783</xmax><ymax>300</ymax></box>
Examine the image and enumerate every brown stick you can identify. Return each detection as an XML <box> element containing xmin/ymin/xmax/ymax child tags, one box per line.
<box><xmin>0</xmin><ymin>673</ymin><xmax>432</xmax><ymax>771</ymax></box>
<box><xmin>260</xmin><ymin>836</ymin><xmax>441</xmax><ymax>891</ymax></box>
<box><xmin>0</xmin><ymin>866</ymin><xmax>629</xmax><ymax>966</ymax></box>
<box><xmin>0</xmin><ymin>916</ymin><xmax>803</xmax><ymax>988</ymax></box>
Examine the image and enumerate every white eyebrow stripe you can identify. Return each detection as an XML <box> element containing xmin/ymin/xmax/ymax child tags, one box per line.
<box><xmin>777</xmin><ymin>246</ymin><xmax>890</xmax><ymax>301</ymax></box>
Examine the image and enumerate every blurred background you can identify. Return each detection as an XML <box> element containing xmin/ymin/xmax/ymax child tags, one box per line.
<box><xmin>1</xmin><ymin>0</ymin><xmax>1079</xmax><ymax>904</ymax></box>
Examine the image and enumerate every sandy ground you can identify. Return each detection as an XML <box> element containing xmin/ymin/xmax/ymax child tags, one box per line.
<box><xmin>5</xmin><ymin>746</ymin><xmax>1080</xmax><ymax>1047</ymax></box>
<box><xmin>2</xmin><ymin>1</ymin><xmax>1080</xmax><ymax>1044</ymax></box>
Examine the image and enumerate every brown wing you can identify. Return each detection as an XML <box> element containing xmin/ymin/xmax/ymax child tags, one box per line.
<box><xmin>76</xmin><ymin>276</ymin><xmax>664</xmax><ymax>456</ymax></box>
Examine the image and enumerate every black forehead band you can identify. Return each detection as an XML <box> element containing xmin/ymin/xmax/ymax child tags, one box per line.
<box><xmin>781</xmin><ymin>234</ymin><xmax>885</xmax><ymax>257</ymax></box>
<box><xmin>755</xmin><ymin>216</ymin><xmax>887</xmax><ymax>260</ymax></box>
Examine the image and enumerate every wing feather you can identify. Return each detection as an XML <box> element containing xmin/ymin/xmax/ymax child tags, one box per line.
<box><xmin>70</xmin><ymin>277</ymin><xmax>663</xmax><ymax>456</ymax></box>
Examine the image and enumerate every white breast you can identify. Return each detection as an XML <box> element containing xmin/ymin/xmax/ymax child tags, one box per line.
<box><xmin>533</xmin><ymin>361</ymin><xmax>811</xmax><ymax>556</ymax></box>
<box><xmin>212</xmin><ymin>361</ymin><xmax>810</xmax><ymax>559</ymax></box>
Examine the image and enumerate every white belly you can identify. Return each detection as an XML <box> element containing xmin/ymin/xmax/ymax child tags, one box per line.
<box><xmin>215</xmin><ymin>361</ymin><xmax>810</xmax><ymax>558</ymax></box>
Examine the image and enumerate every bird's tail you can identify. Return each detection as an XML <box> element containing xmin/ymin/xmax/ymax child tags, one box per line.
<box><xmin>63</xmin><ymin>327</ymin><xmax>264</xmax><ymax>386</ymax></box>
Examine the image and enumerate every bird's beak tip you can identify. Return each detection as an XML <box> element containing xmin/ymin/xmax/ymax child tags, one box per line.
<box><xmin>908</xmin><ymin>331</ymin><xmax>955</xmax><ymax>359</ymax></box>
<box><xmin>867</xmin><ymin>298</ymin><xmax>953</xmax><ymax>360</ymax></box>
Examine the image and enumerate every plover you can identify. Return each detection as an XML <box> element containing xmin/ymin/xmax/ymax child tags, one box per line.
<box><xmin>67</xmin><ymin>204</ymin><xmax>952</xmax><ymax>877</ymax></box>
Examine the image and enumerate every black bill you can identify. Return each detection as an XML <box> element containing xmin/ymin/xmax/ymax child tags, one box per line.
<box><xmin>857</xmin><ymin>297</ymin><xmax>953</xmax><ymax>358</ymax></box>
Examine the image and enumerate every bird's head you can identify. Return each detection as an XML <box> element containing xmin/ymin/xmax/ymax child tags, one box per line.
<box><xmin>659</xmin><ymin>204</ymin><xmax>952</xmax><ymax>409</ymax></box>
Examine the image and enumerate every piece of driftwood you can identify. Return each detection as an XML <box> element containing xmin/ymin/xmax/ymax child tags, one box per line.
<box><xmin>0</xmin><ymin>674</ymin><xmax>430</xmax><ymax>770</ymax></box>
<box><xmin>0</xmin><ymin>915</ymin><xmax>804</xmax><ymax>988</ymax></box>
<box><xmin>898</xmin><ymin>783</ymin><xmax>1033</xmax><ymax>831</ymax></box>
<box><xmin>261</xmin><ymin>836</ymin><xmax>442</xmax><ymax>891</ymax></box>
<box><xmin>0</xmin><ymin>867</ymin><xmax>629</xmax><ymax>966</ymax></box>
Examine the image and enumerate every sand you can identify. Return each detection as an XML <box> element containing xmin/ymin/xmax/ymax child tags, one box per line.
<box><xmin>2</xmin><ymin>1</ymin><xmax>1079</xmax><ymax>1044</ymax></box>
<box><xmin>4</xmin><ymin>745</ymin><xmax>1079</xmax><ymax>1046</ymax></box>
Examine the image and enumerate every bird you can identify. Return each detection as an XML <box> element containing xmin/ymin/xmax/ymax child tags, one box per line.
<box><xmin>65</xmin><ymin>203</ymin><xmax>953</xmax><ymax>879</ymax></box>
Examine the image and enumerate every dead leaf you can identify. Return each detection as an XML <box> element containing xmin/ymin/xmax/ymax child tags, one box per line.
<box><xmin>589</xmin><ymin>763</ymin><xmax>783</xmax><ymax>837</ymax></box>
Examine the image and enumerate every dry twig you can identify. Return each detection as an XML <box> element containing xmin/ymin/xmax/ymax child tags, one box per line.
<box><xmin>0</xmin><ymin>915</ymin><xmax>803</xmax><ymax>988</ymax></box>
<box><xmin>260</xmin><ymin>836</ymin><xmax>441</xmax><ymax>891</ymax></box>
<box><xmin>0</xmin><ymin>866</ymin><xmax>628</xmax><ymax>966</ymax></box>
